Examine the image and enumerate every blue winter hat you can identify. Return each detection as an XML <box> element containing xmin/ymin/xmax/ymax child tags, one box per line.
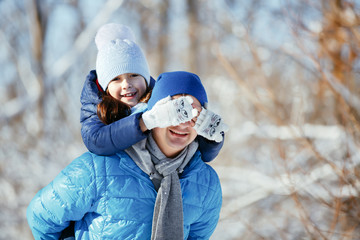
<box><xmin>147</xmin><ymin>71</ymin><xmax>208</xmax><ymax>110</ymax></box>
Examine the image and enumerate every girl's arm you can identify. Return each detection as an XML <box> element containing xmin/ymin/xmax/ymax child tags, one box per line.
<box><xmin>193</xmin><ymin>106</ymin><xmax>228</xmax><ymax>163</ymax></box>
<box><xmin>26</xmin><ymin>153</ymin><xmax>96</xmax><ymax>239</ymax></box>
<box><xmin>197</xmin><ymin>134</ymin><xmax>224</xmax><ymax>162</ymax></box>
<box><xmin>80</xmin><ymin>70</ymin><xmax>149</xmax><ymax>155</ymax></box>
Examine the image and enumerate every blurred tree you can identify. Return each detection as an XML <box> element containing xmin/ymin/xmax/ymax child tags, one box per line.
<box><xmin>318</xmin><ymin>0</ymin><xmax>360</xmax><ymax>125</ymax></box>
<box><xmin>187</xmin><ymin>0</ymin><xmax>200</xmax><ymax>73</ymax></box>
<box><xmin>26</xmin><ymin>0</ymin><xmax>46</xmax><ymax>136</ymax></box>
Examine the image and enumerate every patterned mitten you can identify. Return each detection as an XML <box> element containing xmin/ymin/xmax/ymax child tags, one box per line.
<box><xmin>194</xmin><ymin>108</ymin><xmax>229</xmax><ymax>142</ymax></box>
<box><xmin>142</xmin><ymin>96</ymin><xmax>197</xmax><ymax>130</ymax></box>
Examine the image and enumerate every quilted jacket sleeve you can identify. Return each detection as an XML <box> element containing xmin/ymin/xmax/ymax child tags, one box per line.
<box><xmin>188</xmin><ymin>166</ymin><xmax>222</xmax><ymax>239</ymax></box>
<box><xmin>26</xmin><ymin>153</ymin><xmax>97</xmax><ymax>240</ymax></box>
<box><xmin>80</xmin><ymin>70</ymin><xmax>149</xmax><ymax>155</ymax></box>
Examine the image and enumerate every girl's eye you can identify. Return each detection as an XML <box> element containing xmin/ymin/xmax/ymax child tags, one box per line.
<box><xmin>131</xmin><ymin>74</ymin><xmax>139</xmax><ymax>78</ymax></box>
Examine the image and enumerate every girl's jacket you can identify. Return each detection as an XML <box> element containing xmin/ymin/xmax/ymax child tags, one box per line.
<box><xmin>27</xmin><ymin>150</ymin><xmax>222</xmax><ymax>239</ymax></box>
<box><xmin>80</xmin><ymin>70</ymin><xmax>224</xmax><ymax>162</ymax></box>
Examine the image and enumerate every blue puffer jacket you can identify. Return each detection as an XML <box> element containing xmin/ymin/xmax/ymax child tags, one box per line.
<box><xmin>27</xmin><ymin>150</ymin><xmax>222</xmax><ymax>239</ymax></box>
<box><xmin>80</xmin><ymin>70</ymin><xmax>224</xmax><ymax>161</ymax></box>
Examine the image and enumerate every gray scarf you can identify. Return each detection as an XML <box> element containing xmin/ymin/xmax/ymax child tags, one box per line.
<box><xmin>125</xmin><ymin>133</ymin><xmax>198</xmax><ymax>240</ymax></box>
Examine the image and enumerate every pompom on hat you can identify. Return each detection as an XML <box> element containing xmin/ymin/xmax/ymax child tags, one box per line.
<box><xmin>147</xmin><ymin>71</ymin><xmax>208</xmax><ymax>110</ymax></box>
<box><xmin>95</xmin><ymin>23</ymin><xmax>136</xmax><ymax>50</ymax></box>
<box><xmin>95</xmin><ymin>23</ymin><xmax>150</xmax><ymax>90</ymax></box>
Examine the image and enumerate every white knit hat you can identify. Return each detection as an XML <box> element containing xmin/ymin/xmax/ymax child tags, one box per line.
<box><xmin>95</xmin><ymin>23</ymin><xmax>150</xmax><ymax>90</ymax></box>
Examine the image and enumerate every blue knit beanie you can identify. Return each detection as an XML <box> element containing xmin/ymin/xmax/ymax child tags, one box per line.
<box><xmin>147</xmin><ymin>71</ymin><xmax>208</xmax><ymax>110</ymax></box>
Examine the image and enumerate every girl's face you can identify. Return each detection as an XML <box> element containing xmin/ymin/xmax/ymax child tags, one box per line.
<box><xmin>107</xmin><ymin>73</ymin><xmax>147</xmax><ymax>107</ymax></box>
<box><xmin>151</xmin><ymin>95</ymin><xmax>201</xmax><ymax>158</ymax></box>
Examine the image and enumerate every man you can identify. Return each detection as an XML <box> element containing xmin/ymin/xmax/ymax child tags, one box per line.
<box><xmin>27</xmin><ymin>71</ymin><xmax>225</xmax><ymax>239</ymax></box>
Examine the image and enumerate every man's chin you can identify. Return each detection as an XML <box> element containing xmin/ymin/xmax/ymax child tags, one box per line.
<box><xmin>167</xmin><ymin>139</ymin><xmax>189</xmax><ymax>152</ymax></box>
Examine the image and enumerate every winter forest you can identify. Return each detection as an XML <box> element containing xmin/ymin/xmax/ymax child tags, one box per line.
<box><xmin>1</xmin><ymin>0</ymin><xmax>360</xmax><ymax>239</ymax></box>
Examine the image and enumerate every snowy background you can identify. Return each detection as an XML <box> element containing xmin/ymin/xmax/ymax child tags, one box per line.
<box><xmin>1</xmin><ymin>0</ymin><xmax>360</xmax><ymax>239</ymax></box>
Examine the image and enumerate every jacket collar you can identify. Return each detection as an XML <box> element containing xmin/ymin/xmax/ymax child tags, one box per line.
<box><xmin>117</xmin><ymin>150</ymin><xmax>204</xmax><ymax>179</ymax></box>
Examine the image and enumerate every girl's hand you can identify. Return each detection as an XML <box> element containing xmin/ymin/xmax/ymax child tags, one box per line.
<box><xmin>142</xmin><ymin>96</ymin><xmax>196</xmax><ymax>130</ymax></box>
<box><xmin>193</xmin><ymin>108</ymin><xmax>229</xmax><ymax>142</ymax></box>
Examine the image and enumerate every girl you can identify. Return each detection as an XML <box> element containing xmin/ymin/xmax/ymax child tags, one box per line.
<box><xmin>80</xmin><ymin>23</ymin><xmax>225</xmax><ymax>161</ymax></box>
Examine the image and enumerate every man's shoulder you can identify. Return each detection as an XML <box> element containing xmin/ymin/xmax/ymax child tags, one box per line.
<box><xmin>71</xmin><ymin>151</ymin><xmax>121</xmax><ymax>172</ymax></box>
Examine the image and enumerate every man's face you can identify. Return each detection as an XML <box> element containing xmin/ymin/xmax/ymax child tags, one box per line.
<box><xmin>151</xmin><ymin>95</ymin><xmax>201</xmax><ymax>158</ymax></box>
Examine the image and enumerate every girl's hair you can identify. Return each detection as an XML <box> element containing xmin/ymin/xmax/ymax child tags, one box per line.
<box><xmin>97</xmin><ymin>87</ymin><xmax>151</xmax><ymax>125</ymax></box>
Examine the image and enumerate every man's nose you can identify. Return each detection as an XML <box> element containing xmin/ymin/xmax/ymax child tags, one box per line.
<box><xmin>179</xmin><ymin>120</ymin><xmax>194</xmax><ymax>128</ymax></box>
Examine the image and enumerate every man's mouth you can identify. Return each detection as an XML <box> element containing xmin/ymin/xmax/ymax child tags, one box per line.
<box><xmin>170</xmin><ymin>129</ymin><xmax>188</xmax><ymax>137</ymax></box>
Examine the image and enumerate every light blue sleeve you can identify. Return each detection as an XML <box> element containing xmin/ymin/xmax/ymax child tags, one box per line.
<box><xmin>26</xmin><ymin>152</ymin><xmax>97</xmax><ymax>239</ymax></box>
